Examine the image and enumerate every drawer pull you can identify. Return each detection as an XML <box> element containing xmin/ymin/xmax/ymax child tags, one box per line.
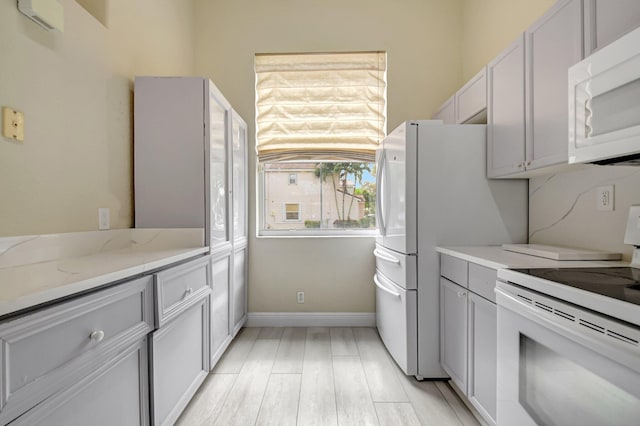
<box><xmin>373</xmin><ymin>249</ymin><xmax>401</xmax><ymax>265</ymax></box>
<box><xmin>184</xmin><ymin>287</ymin><xmax>194</xmax><ymax>297</ymax></box>
<box><xmin>457</xmin><ymin>291</ymin><xmax>467</xmax><ymax>298</ymax></box>
<box><xmin>89</xmin><ymin>330</ymin><xmax>105</xmax><ymax>342</ymax></box>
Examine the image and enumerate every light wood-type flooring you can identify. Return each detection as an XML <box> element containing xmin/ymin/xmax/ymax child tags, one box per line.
<box><xmin>176</xmin><ymin>327</ymin><xmax>482</xmax><ymax>426</ymax></box>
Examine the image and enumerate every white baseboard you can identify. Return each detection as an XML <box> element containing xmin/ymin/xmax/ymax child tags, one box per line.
<box><xmin>246</xmin><ymin>312</ymin><xmax>376</xmax><ymax>327</ymax></box>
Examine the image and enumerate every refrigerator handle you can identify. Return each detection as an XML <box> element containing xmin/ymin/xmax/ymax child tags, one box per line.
<box><xmin>376</xmin><ymin>149</ymin><xmax>387</xmax><ymax>236</ymax></box>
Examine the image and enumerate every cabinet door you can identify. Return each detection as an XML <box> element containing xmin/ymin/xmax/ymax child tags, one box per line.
<box><xmin>431</xmin><ymin>96</ymin><xmax>455</xmax><ymax>124</ymax></box>
<box><xmin>207</xmin><ymin>81</ymin><xmax>232</xmax><ymax>250</ymax></box>
<box><xmin>585</xmin><ymin>0</ymin><xmax>640</xmax><ymax>55</ymax></box>
<box><xmin>455</xmin><ymin>67</ymin><xmax>487</xmax><ymax>124</ymax></box>
<box><xmin>526</xmin><ymin>0</ymin><xmax>583</xmax><ymax>171</ymax></box>
<box><xmin>468</xmin><ymin>293</ymin><xmax>497</xmax><ymax>426</ymax></box>
<box><xmin>11</xmin><ymin>339</ymin><xmax>149</xmax><ymax>426</ymax></box>
<box><xmin>231</xmin><ymin>110</ymin><xmax>248</xmax><ymax>245</ymax></box>
<box><xmin>151</xmin><ymin>298</ymin><xmax>209</xmax><ymax>426</ymax></box>
<box><xmin>231</xmin><ymin>246</ymin><xmax>247</xmax><ymax>336</ymax></box>
<box><xmin>487</xmin><ymin>35</ymin><xmax>526</xmax><ymax>178</ymax></box>
<box><xmin>210</xmin><ymin>253</ymin><xmax>231</xmax><ymax>367</ymax></box>
<box><xmin>440</xmin><ymin>278</ymin><xmax>468</xmax><ymax>394</ymax></box>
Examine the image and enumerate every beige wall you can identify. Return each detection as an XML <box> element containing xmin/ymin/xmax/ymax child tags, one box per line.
<box><xmin>194</xmin><ymin>0</ymin><xmax>464</xmax><ymax>313</ymax></box>
<box><xmin>0</xmin><ymin>0</ymin><xmax>195</xmax><ymax>236</ymax></box>
<box><xmin>460</xmin><ymin>0</ymin><xmax>555</xmax><ymax>81</ymax></box>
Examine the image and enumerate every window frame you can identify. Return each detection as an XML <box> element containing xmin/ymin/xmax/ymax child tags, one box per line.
<box><xmin>283</xmin><ymin>202</ymin><xmax>301</xmax><ymax>222</ymax></box>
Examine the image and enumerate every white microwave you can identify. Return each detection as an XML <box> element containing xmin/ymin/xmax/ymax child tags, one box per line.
<box><xmin>568</xmin><ymin>26</ymin><xmax>640</xmax><ymax>166</ymax></box>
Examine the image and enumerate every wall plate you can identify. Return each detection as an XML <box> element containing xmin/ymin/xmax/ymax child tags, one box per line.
<box><xmin>2</xmin><ymin>107</ymin><xmax>25</xmax><ymax>142</ymax></box>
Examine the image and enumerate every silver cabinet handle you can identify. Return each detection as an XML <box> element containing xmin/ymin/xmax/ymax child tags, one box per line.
<box><xmin>373</xmin><ymin>249</ymin><xmax>401</xmax><ymax>265</ymax></box>
<box><xmin>184</xmin><ymin>287</ymin><xmax>193</xmax><ymax>298</ymax></box>
<box><xmin>374</xmin><ymin>275</ymin><xmax>401</xmax><ymax>298</ymax></box>
<box><xmin>457</xmin><ymin>291</ymin><xmax>467</xmax><ymax>297</ymax></box>
<box><xmin>90</xmin><ymin>330</ymin><xmax>105</xmax><ymax>342</ymax></box>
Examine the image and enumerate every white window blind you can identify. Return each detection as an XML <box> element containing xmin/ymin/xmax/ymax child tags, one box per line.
<box><xmin>255</xmin><ymin>52</ymin><xmax>387</xmax><ymax>163</ymax></box>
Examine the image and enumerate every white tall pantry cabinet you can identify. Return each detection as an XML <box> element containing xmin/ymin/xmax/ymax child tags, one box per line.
<box><xmin>134</xmin><ymin>77</ymin><xmax>248</xmax><ymax>373</ymax></box>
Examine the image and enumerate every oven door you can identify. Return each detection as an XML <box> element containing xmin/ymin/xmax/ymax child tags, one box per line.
<box><xmin>496</xmin><ymin>282</ymin><xmax>640</xmax><ymax>426</ymax></box>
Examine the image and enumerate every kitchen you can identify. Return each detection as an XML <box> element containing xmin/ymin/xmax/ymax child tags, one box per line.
<box><xmin>1</xmin><ymin>0</ymin><xmax>640</xmax><ymax>425</ymax></box>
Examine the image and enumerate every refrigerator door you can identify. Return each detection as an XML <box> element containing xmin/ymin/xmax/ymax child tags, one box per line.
<box><xmin>378</xmin><ymin>122</ymin><xmax>418</xmax><ymax>255</ymax></box>
<box><xmin>375</xmin><ymin>270</ymin><xmax>417</xmax><ymax>375</ymax></box>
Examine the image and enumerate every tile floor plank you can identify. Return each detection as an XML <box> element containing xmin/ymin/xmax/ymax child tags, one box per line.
<box><xmin>257</xmin><ymin>327</ymin><xmax>285</xmax><ymax>340</ymax></box>
<box><xmin>395</xmin><ymin>374</ymin><xmax>464</xmax><ymax>426</ymax></box>
<box><xmin>272</xmin><ymin>327</ymin><xmax>306</xmax><ymax>374</ymax></box>
<box><xmin>213</xmin><ymin>327</ymin><xmax>260</xmax><ymax>374</ymax></box>
<box><xmin>333</xmin><ymin>356</ymin><xmax>379</xmax><ymax>425</ymax></box>
<box><xmin>330</xmin><ymin>327</ymin><xmax>359</xmax><ymax>356</ymax></box>
<box><xmin>374</xmin><ymin>402</ymin><xmax>422</xmax><ymax>426</ymax></box>
<box><xmin>354</xmin><ymin>327</ymin><xmax>409</xmax><ymax>403</ymax></box>
<box><xmin>175</xmin><ymin>373</ymin><xmax>236</xmax><ymax>426</ymax></box>
<box><xmin>298</xmin><ymin>327</ymin><xmax>338</xmax><ymax>426</ymax></box>
<box><xmin>255</xmin><ymin>374</ymin><xmax>301</xmax><ymax>426</ymax></box>
<box><xmin>214</xmin><ymin>339</ymin><xmax>280</xmax><ymax>425</ymax></box>
<box><xmin>435</xmin><ymin>381</ymin><xmax>483</xmax><ymax>426</ymax></box>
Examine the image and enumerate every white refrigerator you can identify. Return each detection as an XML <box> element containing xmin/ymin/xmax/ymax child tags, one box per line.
<box><xmin>374</xmin><ymin>120</ymin><xmax>528</xmax><ymax>379</ymax></box>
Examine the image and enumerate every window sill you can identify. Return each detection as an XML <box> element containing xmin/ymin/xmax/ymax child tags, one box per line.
<box><xmin>257</xmin><ymin>229</ymin><xmax>377</xmax><ymax>239</ymax></box>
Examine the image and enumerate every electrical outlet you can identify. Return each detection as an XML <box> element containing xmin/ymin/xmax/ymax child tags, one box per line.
<box><xmin>596</xmin><ymin>185</ymin><xmax>614</xmax><ymax>211</ymax></box>
<box><xmin>297</xmin><ymin>291</ymin><xmax>304</xmax><ymax>304</ymax></box>
<box><xmin>98</xmin><ymin>208</ymin><xmax>110</xmax><ymax>230</ymax></box>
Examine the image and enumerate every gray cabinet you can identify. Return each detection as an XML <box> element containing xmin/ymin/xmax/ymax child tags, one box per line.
<box><xmin>0</xmin><ymin>276</ymin><xmax>153</xmax><ymax>425</ymax></box>
<box><xmin>487</xmin><ymin>35</ymin><xmax>526</xmax><ymax>178</ymax></box>
<box><xmin>11</xmin><ymin>338</ymin><xmax>149</xmax><ymax>426</ymax></box>
<box><xmin>455</xmin><ymin>67</ymin><xmax>487</xmax><ymax>124</ymax></box>
<box><xmin>468</xmin><ymin>292</ymin><xmax>497</xmax><ymax>426</ymax></box>
<box><xmin>488</xmin><ymin>0</ymin><xmax>584</xmax><ymax>177</ymax></box>
<box><xmin>150</xmin><ymin>257</ymin><xmax>211</xmax><ymax>426</ymax></box>
<box><xmin>210</xmin><ymin>252</ymin><xmax>232</xmax><ymax>366</ymax></box>
<box><xmin>134</xmin><ymin>76</ymin><xmax>232</xmax><ymax>252</ymax></box>
<box><xmin>525</xmin><ymin>0</ymin><xmax>584</xmax><ymax>171</ymax></box>
<box><xmin>440</xmin><ymin>277</ymin><xmax>468</xmax><ymax>394</ymax></box>
<box><xmin>584</xmin><ymin>0</ymin><xmax>640</xmax><ymax>55</ymax></box>
<box><xmin>439</xmin><ymin>254</ymin><xmax>497</xmax><ymax>426</ymax></box>
<box><xmin>431</xmin><ymin>95</ymin><xmax>456</xmax><ymax>124</ymax></box>
<box><xmin>232</xmin><ymin>245</ymin><xmax>248</xmax><ymax>336</ymax></box>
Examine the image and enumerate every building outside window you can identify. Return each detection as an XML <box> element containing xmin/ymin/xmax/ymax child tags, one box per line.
<box><xmin>255</xmin><ymin>52</ymin><xmax>386</xmax><ymax>235</ymax></box>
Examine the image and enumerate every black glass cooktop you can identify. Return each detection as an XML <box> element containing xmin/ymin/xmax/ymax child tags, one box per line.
<box><xmin>512</xmin><ymin>267</ymin><xmax>640</xmax><ymax>306</ymax></box>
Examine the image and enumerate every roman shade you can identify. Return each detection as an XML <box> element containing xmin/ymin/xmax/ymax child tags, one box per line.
<box><xmin>255</xmin><ymin>52</ymin><xmax>387</xmax><ymax>163</ymax></box>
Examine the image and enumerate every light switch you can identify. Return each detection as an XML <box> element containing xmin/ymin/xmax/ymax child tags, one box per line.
<box><xmin>2</xmin><ymin>107</ymin><xmax>25</xmax><ymax>142</ymax></box>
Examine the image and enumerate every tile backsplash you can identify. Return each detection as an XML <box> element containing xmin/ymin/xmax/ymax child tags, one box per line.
<box><xmin>529</xmin><ymin>165</ymin><xmax>640</xmax><ymax>261</ymax></box>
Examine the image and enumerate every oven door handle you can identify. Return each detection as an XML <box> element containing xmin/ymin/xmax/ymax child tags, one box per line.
<box><xmin>495</xmin><ymin>286</ymin><xmax>640</xmax><ymax>371</ymax></box>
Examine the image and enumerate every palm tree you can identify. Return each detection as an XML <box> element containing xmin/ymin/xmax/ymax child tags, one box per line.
<box><xmin>314</xmin><ymin>162</ymin><xmax>371</xmax><ymax>225</ymax></box>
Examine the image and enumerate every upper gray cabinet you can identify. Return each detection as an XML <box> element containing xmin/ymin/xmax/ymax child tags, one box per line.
<box><xmin>487</xmin><ymin>35</ymin><xmax>526</xmax><ymax>178</ymax></box>
<box><xmin>584</xmin><ymin>0</ymin><xmax>640</xmax><ymax>55</ymax></box>
<box><xmin>455</xmin><ymin>66</ymin><xmax>487</xmax><ymax>124</ymax></box>
<box><xmin>432</xmin><ymin>68</ymin><xmax>487</xmax><ymax>125</ymax></box>
<box><xmin>431</xmin><ymin>95</ymin><xmax>456</xmax><ymax>124</ymax></box>
<box><xmin>488</xmin><ymin>0</ymin><xmax>583</xmax><ymax>178</ymax></box>
<box><xmin>525</xmin><ymin>0</ymin><xmax>584</xmax><ymax>171</ymax></box>
<box><xmin>134</xmin><ymin>77</ymin><xmax>232</xmax><ymax>251</ymax></box>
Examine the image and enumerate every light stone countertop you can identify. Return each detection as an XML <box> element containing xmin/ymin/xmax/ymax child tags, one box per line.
<box><xmin>0</xmin><ymin>229</ymin><xmax>207</xmax><ymax>319</ymax></box>
<box><xmin>436</xmin><ymin>245</ymin><xmax>629</xmax><ymax>270</ymax></box>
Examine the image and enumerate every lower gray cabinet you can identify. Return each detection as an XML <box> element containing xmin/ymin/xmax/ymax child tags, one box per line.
<box><xmin>12</xmin><ymin>338</ymin><xmax>149</xmax><ymax>426</ymax></box>
<box><xmin>440</xmin><ymin>277</ymin><xmax>468</xmax><ymax>393</ymax></box>
<box><xmin>210</xmin><ymin>252</ymin><xmax>232</xmax><ymax>367</ymax></box>
<box><xmin>231</xmin><ymin>246</ymin><xmax>247</xmax><ymax>336</ymax></box>
<box><xmin>150</xmin><ymin>296</ymin><xmax>209</xmax><ymax>426</ymax></box>
<box><xmin>468</xmin><ymin>292</ymin><xmax>497</xmax><ymax>425</ymax></box>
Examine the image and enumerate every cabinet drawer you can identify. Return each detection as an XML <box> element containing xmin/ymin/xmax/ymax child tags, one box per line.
<box><xmin>440</xmin><ymin>254</ymin><xmax>468</xmax><ymax>287</ymax></box>
<box><xmin>374</xmin><ymin>244</ymin><xmax>416</xmax><ymax>290</ymax></box>
<box><xmin>468</xmin><ymin>263</ymin><xmax>498</xmax><ymax>303</ymax></box>
<box><xmin>0</xmin><ymin>276</ymin><xmax>153</xmax><ymax>424</ymax></box>
<box><xmin>155</xmin><ymin>256</ymin><xmax>210</xmax><ymax>325</ymax></box>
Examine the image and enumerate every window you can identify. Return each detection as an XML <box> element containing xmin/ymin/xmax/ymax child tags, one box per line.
<box><xmin>284</xmin><ymin>203</ymin><xmax>300</xmax><ymax>221</ymax></box>
<box><xmin>255</xmin><ymin>52</ymin><xmax>386</xmax><ymax>235</ymax></box>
